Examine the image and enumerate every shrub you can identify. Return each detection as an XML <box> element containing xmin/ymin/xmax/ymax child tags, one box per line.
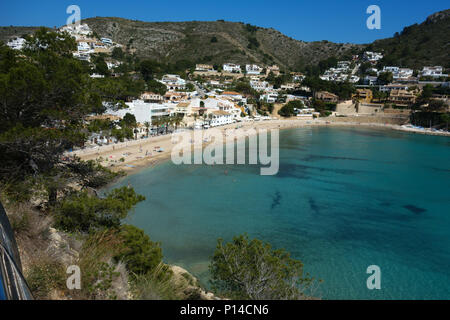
<box><xmin>55</xmin><ymin>187</ymin><xmax>145</xmax><ymax>233</ymax></box>
<box><xmin>26</xmin><ymin>259</ymin><xmax>66</xmax><ymax>300</ymax></box>
<box><xmin>131</xmin><ymin>263</ymin><xmax>186</xmax><ymax>300</ymax></box>
<box><xmin>115</xmin><ymin>225</ymin><xmax>163</xmax><ymax>275</ymax></box>
<box><xmin>74</xmin><ymin>230</ymin><xmax>126</xmax><ymax>300</ymax></box>
<box><xmin>278</xmin><ymin>100</ymin><xmax>303</xmax><ymax>117</ymax></box>
<box><xmin>209</xmin><ymin>234</ymin><xmax>316</xmax><ymax>300</ymax></box>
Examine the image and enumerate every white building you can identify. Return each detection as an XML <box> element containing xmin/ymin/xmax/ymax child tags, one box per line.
<box><xmin>363</xmin><ymin>51</ymin><xmax>383</xmax><ymax>63</ymax></box>
<box><xmin>60</xmin><ymin>23</ymin><xmax>92</xmax><ymax>40</ymax></box>
<box><xmin>223</xmin><ymin>63</ymin><xmax>241</xmax><ymax>73</ymax></box>
<box><xmin>379</xmin><ymin>84</ymin><xmax>409</xmax><ymax>93</ymax></box>
<box><xmin>260</xmin><ymin>92</ymin><xmax>278</xmax><ymax>103</ymax></box>
<box><xmin>90</xmin><ymin>74</ymin><xmax>105</xmax><ymax>78</ymax></box>
<box><xmin>296</xmin><ymin>108</ymin><xmax>319</xmax><ymax>119</ymax></box>
<box><xmin>381</xmin><ymin>66</ymin><xmax>413</xmax><ymax>80</ymax></box>
<box><xmin>220</xmin><ymin>91</ymin><xmax>243</xmax><ymax>101</ymax></box>
<box><xmin>141</xmin><ymin>92</ymin><xmax>164</xmax><ymax>103</ymax></box>
<box><xmin>210</xmin><ymin>110</ymin><xmax>234</xmax><ymax>127</ymax></box>
<box><xmin>108</xmin><ymin>100</ymin><xmax>174</xmax><ymax>124</ymax></box>
<box><xmin>161</xmin><ymin>74</ymin><xmax>186</xmax><ymax>91</ymax></box>
<box><xmin>77</xmin><ymin>41</ymin><xmax>91</xmax><ymax>52</ymax></box>
<box><xmin>6</xmin><ymin>37</ymin><xmax>26</xmax><ymax>50</ymax></box>
<box><xmin>250</xmin><ymin>80</ymin><xmax>270</xmax><ymax>91</ymax></box>
<box><xmin>383</xmin><ymin>66</ymin><xmax>399</xmax><ymax>74</ymax></box>
<box><xmin>100</xmin><ymin>38</ymin><xmax>113</xmax><ymax>46</ymax></box>
<box><xmin>195</xmin><ymin>64</ymin><xmax>215</xmax><ymax>72</ymax></box>
<box><xmin>246</xmin><ymin>64</ymin><xmax>263</xmax><ymax>75</ymax></box>
<box><xmin>420</xmin><ymin>66</ymin><xmax>448</xmax><ymax>78</ymax></box>
<box><xmin>364</xmin><ymin>76</ymin><xmax>378</xmax><ymax>86</ymax></box>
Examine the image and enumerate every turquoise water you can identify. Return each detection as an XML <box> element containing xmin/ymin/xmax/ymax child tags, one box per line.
<box><xmin>113</xmin><ymin>126</ymin><xmax>450</xmax><ymax>299</ymax></box>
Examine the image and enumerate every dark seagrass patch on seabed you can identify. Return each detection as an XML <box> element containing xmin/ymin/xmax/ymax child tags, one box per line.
<box><xmin>403</xmin><ymin>205</ymin><xmax>427</xmax><ymax>214</ymax></box>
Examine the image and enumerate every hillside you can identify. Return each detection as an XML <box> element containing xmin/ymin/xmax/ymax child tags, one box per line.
<box><xmin>0</xmin><ymin>26</ymin><xmax>40</xmax><ymax>43</ymax></box>
<box><xmin>368</xmin><ymin>9</ymin><xmax>450</xmax><ymax>68</ymax></box>
<box><xmin>1</xmin><ymin>9</ymin><xmax>449</xmax><ymax>71</ymax></box>
<box><xmin>81</xmin><ymin>17</ymin><xmax>360</xmax><ymax>71</ymax></box>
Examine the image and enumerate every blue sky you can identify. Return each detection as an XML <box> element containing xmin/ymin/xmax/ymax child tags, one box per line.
<box><xmin>0</xmin><ymin>0</ymin><xmax>448</xmax><ymax>43</ymax></box>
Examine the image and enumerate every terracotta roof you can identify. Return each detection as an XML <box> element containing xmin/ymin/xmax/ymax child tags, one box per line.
<box><xmin>212</xmin><ymin>110</ymin><xmax>231</xmax><ymax>116</ymax></box>
<box><xmin>222</xmin><ymin>91</ymin><xmax>241</xmax><ymax>95</ymax></box>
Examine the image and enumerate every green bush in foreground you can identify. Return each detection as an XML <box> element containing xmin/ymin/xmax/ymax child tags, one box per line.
<box><xmin>115</xmin><ymin>224</ymin><xmax>163</xmax><ymax>275</ymax></box>
<box><xmin>209</xmin><ymin>234</ymin><xmax>316</xmax><ymax>300</ymax></box>
<box><xmin>55</xmin><ymin>186</ymin><xmax>145</xmax><ymax>233</ymax></box>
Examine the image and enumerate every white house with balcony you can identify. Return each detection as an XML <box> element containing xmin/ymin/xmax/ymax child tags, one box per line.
<box><xmin>260</xmin><ymin>92</ymin><xmax>278</xmax><ymax>103</ymax></box>
<box><xmin>420</xmin><ymin>66</ymin><xmax>448</xmax><ymax>78</ymax></box>
<box><xmin>161</xmin><ymin>74</ymin><xmax>186</xmax><ymax>91</ymax></box>
<box><xmin>210</xmin><ymin>110</ymin><xmax>234</xmax><ymax>127</ymax></box>
<box><xmin>223</xmin><ymin>63</ymin><xmax>241</xmax><ymax>73</ymax></box>
<box><xmin>250</xmin><ymin>80</ymin><xmax>270</xmax><ymax>91</ymax></box>
<box><xmin>246</xmin><ymin>64</ymin><xmax>263</xmax><ymax>75</ymax></box>
<box><xmin>60</xmin><ymin>23</ymin><xmax>92</xmax><ymax>39</ymax></box>
<box><xmin>100</xmin><ymin>38</ymin><xmax>113</xmax><ymax>46</ymax></box>
<box><xmin>77</xmin><ymin>41</ymin><xmax>91</xmax><ymax>53</ymax></box>
<box><xmin>6</xmin><ymin>37</ymin><xmax>26</xmax><ymax>50</ymax></box>
<box><xmin>108</xmin><ymin>100</ymin><xmax>174</xmax><ymax>125</ymax></box>
<box><xmin>363</xmin><ymin>51</ymin><xmax>383</xmax><ymax>63</ymax></box>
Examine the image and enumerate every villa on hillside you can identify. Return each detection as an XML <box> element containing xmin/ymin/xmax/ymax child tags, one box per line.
<box><xmin>315</xmin><ymin>91</ymin><xmax>338</xmax><ymax>103</ymax></box>
<box><xmin>164</xmin><ymin>91</ymin><xmax>188</xmax><ymax>102</ymax></box>
<box><xmin>379</xmin><ymin>84</ymin><xmax>409</xmax><ymax>93</ymax></box>
<box><xmin>363</xmin><ymin>51</ymin><xmax>383</xmax><ymax>63</ymax></box>
<box><xmin>6</xmin><ymin>37</ymin><xmax>26</xmax><ymax>50</ymax></box>
<box><xmin>260</xmin><ymin>92</ymin><xmax>279</xmax><ymax>103</ymax></box>
<box><xmin>108</xmin><ymin>100</ymin><xmax>174</xmax><ymax>124</ymax></box>
<box><xmin>221</xmin><ymin>91</ymin><xmax>243</xmax><ymax>101</ymax></box>
<box><xmin>161</xmin><ymin>74</ymin><xmax>186</xmax><ymax>91</ymax></box>
<box><xmin>267</xmin><ymin>65</ymin><xmax>281</xmax><ymax>76</ymax></box>
<box><xmin>195</xmin><ymin>64</ymin><xmax>215</xmax><ymax>72</ymax></box>
<box><xmin>250</xmin><ymin>80</ymin><xmax>271</xmax><ymax>91</ymax></box>
<box><xmin>246</xmin><ymin>64</ymin><xmax>263</xmax><ymax>75</ymax></box>
<box><xmin>141</xmin><ymin>92</ymin><xmax>164</xmax><ymax>103</ymax></box>
<box><xmin>353</xmin><ymin>89</ymin><xmax>373</xmax><ymax>103</ymax></box>
<box><xmin>420</xmin><ymin>66</ymin><xmax>448</xmax><ymax>78</ymax></box>
<box><xmin>223</xmin><ymin>63</ymin><xmax>241</xmax><ymax>73</ymax></box>
<box><xmin>388</xmin><ymin>89</ymin><xmax>416</xmax><ymax>106</ymax></box>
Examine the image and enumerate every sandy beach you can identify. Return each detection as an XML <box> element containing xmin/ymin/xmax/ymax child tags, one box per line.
<box><xmin>72</xmin><ymin>119</ymin><xmax>450</xmax><ymax>176</ymax></box>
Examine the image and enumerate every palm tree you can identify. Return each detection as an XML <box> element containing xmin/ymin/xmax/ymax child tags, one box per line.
<box><xmin>162</xmin><ymin>116</ymin><xmax>170</xmax><ymax>134</ymax></box>
<box><xmin>440</xmin><ymin>113</ymin><xmax>450</xmax><ymax>131</ymax></box>
<box><xmin>144</xmin><ymin>121</ymin><xmax>150</xmax><ymax>138</ymax></box>
<box><xmin>202</xmin><ymin>113</ymin><xmax>209</xmax><ymax>126</ymax></box>
<box><xmin>173</xmin><ymin>115</ymin><xmax>182</xmax><ymax>131</ymax></box>
<box><xmin>208</xmin><ymin>113</ymin><xmax>213</xmax><ymax>125</ymax></box>
<box><xmin>152</xmin><ymin>117</ymin><xmax>162</xmax><ymax>135</ymax></box>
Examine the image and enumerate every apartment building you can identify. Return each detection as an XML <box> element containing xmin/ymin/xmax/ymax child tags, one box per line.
<box><xmin>223</xmin><ymin>63</ymin><xmax>241</xmax><ymax>73</ymax></box>
<box><xmin>315</xmin><ymin>91</ymin><xmax>339</xmax><ymax>103</ymax></box>
<box><xmin>388</xmin><ymin>89</ymin><xmax>416</xmax><ymax>106</ymax></box>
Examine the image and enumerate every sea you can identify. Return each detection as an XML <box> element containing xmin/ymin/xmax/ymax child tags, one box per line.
<box><xmin>110</xmin><ymin>126</ymin><xmax>450</xmax><ymax>299</ymax></box>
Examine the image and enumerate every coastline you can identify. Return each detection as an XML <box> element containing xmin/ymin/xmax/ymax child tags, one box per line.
<box><xmin>76</xmin><ymin>118</ymin><xmax>450</xmax><ymax>300</ymax></box>
<box><xmin>73</xmin><ymin>118</ymin><xmax>450</xmax><ymax>177</ymax></box>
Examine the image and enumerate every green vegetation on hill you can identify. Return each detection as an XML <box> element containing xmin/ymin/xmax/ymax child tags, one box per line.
<box><xmin>368</xmin><ymin>9</ymin><xmax>450</xmax><ymax>68</ymax></box>
<box><xmin>2</xmin><ymin>10</ymin><xmax>449</xmax><ymax>73</ymax></box>
<box><xmin>81</xmin><ymin>17</ymin><xmax>360</xmax><ymax>71</ymax></box>
<box><xmin>0</xmin><ymin>26</ymin><xmax>40</xmax><ymax>43</ymax></box>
